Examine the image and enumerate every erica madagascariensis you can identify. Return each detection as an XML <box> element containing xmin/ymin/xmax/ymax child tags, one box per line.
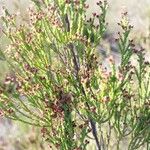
<box><xmin>0</xmin><ymin>1</ymin><xmax>150</xmax><ymax>150</ymax></box>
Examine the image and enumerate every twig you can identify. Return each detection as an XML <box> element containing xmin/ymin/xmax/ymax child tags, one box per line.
<box><xmin>69</xmin><ymin>43</ymin><xmax>101</xmax><ymax>150</ymax></box>
<box><xmin>66</xmin><ymin>14</ymin><xmax>101</xmax><ymax>150</ymax></box>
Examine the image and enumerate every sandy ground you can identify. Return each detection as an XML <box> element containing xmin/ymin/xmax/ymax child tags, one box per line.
<box><xmin>0</xmin><ymin>0</ymin><xmax>150</xmax><ymax>33</ymax></box>
<box><xmin>87</xmin><ymin>0</ymin><xmax>150</xmax><ymax>34</ymax></box>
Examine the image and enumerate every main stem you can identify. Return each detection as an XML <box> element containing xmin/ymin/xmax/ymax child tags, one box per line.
<box><xmin>69</xmin><ymin>43</ymin><xmax>101</xmax><ymax>150</ymax></box>
<box><xmin>65</xmin><ymin>14</ymin><xmax>101</xmax><ymax>150</ymax></box>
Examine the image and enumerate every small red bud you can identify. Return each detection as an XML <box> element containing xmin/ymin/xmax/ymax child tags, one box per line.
<box><xmin>92</xmin><ymin>13</ymin><xmax>97</xmax><ymax>17</ymax></box>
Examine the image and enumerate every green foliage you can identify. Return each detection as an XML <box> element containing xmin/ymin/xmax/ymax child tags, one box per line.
<box><xmin>0</xmin><ymin>0</ymin><xmax>150</xmax><ymax>150</ymax></box>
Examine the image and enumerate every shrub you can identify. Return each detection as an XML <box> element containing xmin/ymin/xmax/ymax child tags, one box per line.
<box><xmin>0</xmin><ymin>0</ymin><xmax>150</xmax><ymax>149</ymax></box>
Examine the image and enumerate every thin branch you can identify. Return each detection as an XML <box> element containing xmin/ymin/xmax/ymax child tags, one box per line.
<box><xmin>69</xmin><ymin>43</ymin><xmax>101</xmax><ymax>150</ymax></box>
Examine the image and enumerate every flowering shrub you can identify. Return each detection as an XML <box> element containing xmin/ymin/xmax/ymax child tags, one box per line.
<box><xmin>0</xmin><ymin>0</ymin><xmax>150</xmax><ymax>149</ymax></box>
